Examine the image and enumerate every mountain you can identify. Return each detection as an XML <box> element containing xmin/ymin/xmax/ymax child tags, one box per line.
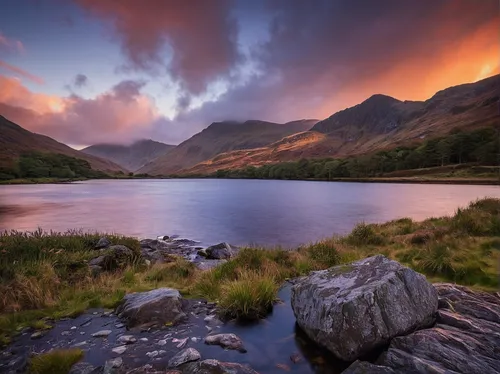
<box><xmin>0</xmin><ymin>115</ymin><xmax>126</xmax><ymax>173</ymax></box>
<box><xmin>138</xmin><ymin>119</ymin><xmax>318</xmax><ymax>175</ymax></box>
<box><xmin>184</xmin><ymin>74</ymin><xmax>500</xmax><ymax>175</ymax></box>
<box><xmin>82</xmin><ymin>140</ymin><xmax>174</xmax><ymax>172</ymax></box>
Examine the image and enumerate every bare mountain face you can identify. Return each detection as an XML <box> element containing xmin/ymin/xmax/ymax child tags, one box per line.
<box><xmin>138</xmin><ymin>119</ymin><xmax>318</xmax><ymax>175</ymax></box>
<box><xmin>184</xmin><ymin>74</ymin><xmax>500</xmax><ymax>175</ymax></box>
<box><xmin>82</xmin><ymin>140</ymin><xmax>175</xmax><ymax>172</ymax></box>
<box><xmin>0</xmin><ymin>115</ymin><xmax>126</xmax><ymax>173</ymax></box>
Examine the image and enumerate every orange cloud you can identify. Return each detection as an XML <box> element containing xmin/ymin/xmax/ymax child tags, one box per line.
<box><xmin>0</xmin><ymin>60</ymin><xmax>44</xmax><ymax>85</ymax></box>
<box><xmin>0</xmin><ymin>75</ymin><xmax>166</xmax><ymax>145</ymax></box>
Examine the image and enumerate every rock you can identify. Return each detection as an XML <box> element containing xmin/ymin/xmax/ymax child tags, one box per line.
<box><xmin>30</xmin><ymin>331</ymin><xmax>44</xmax><ymax>339</ymax></box>
<box><xmin>181</xmin><ymin>359</ymin><xmax>258</xmax><ymax>374</ymax></box>
<box><xmin>197</xmin><ymin>249</ymin><xmax>207</xmax><ymax>258</ymax></box>
<box><xmin>92</xmin><ymin>330</ymin><xmax>112</xmax><ymax>338</ymax></box>
<box><xmin>168</xmin><ymin>348</ymin><xmax>201</xmax><ymax>368</ymax></box>
<box><xmin>139</xmin><ymin>338</ymin><xmax>148</xmax><ymax>342</ymax></box>
<box><xmin>111</xmin><ymin>345</ymin><xmax>127</xmax><ymax>355</ymax></box>
<box><xmin>141</xmin><ymin>249</ymin><xmax>166</xmax><ymax>264</ymax></box>
<box><xmin>69</xmin><ymin>362</ymin><xmax>97</xmax><ymax>374</ymax></box>
<box><xmin>72</xmin><ymin>341</ymin><xmax>88</xmax><ymax>347</ymax></box>
<box><xmin>161</xmin><ymin>235</ymin><xmax>170</xmax><ymax>240</ymax></box>
<box><xmin>173</xmin><ymin>337</ymin><xmax>188</xmax><ymax>348</ymax></box>
<box><xmin>108</xmin><ymin>245</ymin><xmax>134</xmax><ymax>258</ymax></box>
<box><xmin>342</xmin><ymin>361</ymin><xmax>396</xmax><ymax>373</ymax></box>
<box><xmin>116</xmin><ymin>288</ymin><xmax>184</xmax><ymax>328</ymax></box>
<box><xmin>146</xmin><ymin>351</ymin><xmax>159</xmax><ymax>358</ymax></box>
<box><xmin>140</xmin><ymin>239</ymin><xmax>170</xmax><ymax>251</ymax></box>
<box><xmin>204</xmin><ymin>314</ymin><xmax>222</xmax><ymax>327</ymax></box>
<box><xmin>377</xmin><ymin>283</ymin><xmax>500</xmax><ymax>374</ymax></box>
<box><xmin>291</xmin><ymin>255</ymin><xmax>438</xmax><ymax>361</ymax></box>
<box><xmin>95</xmin><ymin>237</ymin><xmax>111</xmax><ymax>249</ymax></box>
<box><xmin>104</xmin><ymin>357</ymin><xmax>122</xmax><ymax>374</ymax></box>
<box><xmin>157</xmin><ymin>339</ymin><xmax>167</xmax><ymax>346</ymax></box>
<box><xmin>204</xmin><ymin>333</ymin><xmax>246</xmax><ymax>353</ymax></box>
<box><xmin>205</xmin><ymin>242</ymin><xmax>236</xmax><ymax>260</ymax></box>
<box><xmin>117</xmin><ymin>335</ymin><xmax>136</xmax><ymax>344</ymax></box>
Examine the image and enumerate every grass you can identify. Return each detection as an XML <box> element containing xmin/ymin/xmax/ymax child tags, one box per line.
<box><xmin>29</xmin><ymin>348</ymin><xmax>83</xmax><ymax>374</ymax></box>
<box><xmin>0</xmin><ymin>198</ymin><xmax>498</xmax><ymax>343</ymax></box>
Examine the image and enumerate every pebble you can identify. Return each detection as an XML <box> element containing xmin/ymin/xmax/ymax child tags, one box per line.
<box><xmin>146</xmin><ymin>351</ymin><xmax>159</xmax><ymax>358</ymax></box>
<box><xmin>139</xmin><ymin>338</ymin><xmax>148</xmax><ymax>342</ymax></box>
<box><xmin>111</xmin><ymin>345</ymin><xmax>127</xmax><ymax>355</ymax></box>
<box><xmin>191</xmin><ymin>337</ymin><xmax>200</xmax><ymax>343</ymax></box>
<box><xmin>157</xmin><ymin>339</ymin><xmax>167</xmax><ymax>346</ymax></box>
<box><xmin>117</xmin><ymin>335</ymin><xmax>137</xmax><ymax>345</ymax></box>
<box><xmin>91</xmin><ymin>330</ymin><xmax>112</xmax><ymax>338</ymax></box>
<box><xmin>104</xmin><ymin>357</ymin><xmax>123</xmax><ymax>370</ymax></box>
<box><xmin>115</xmin><ymin>323</ymin><xmax>125</xmax><ymax>328</ymax></box>
<box><xmin>70</xmin><ymin>326</ymin><xmax>77</xmax><ymax>330</ymax></box>
<box><xmin>30</xmin><ymin>332</ymin><xmax>43</xmax><ymax>340</ymax></box>
<box><xmin>61</xmin><ymin>331</ymin><xmax>70</xmax><ymax>336</ymax></box>
<box><xmin>72</xmin><ymin>341</ymin><xmax>88</xmax><ymax>347</ymax></box>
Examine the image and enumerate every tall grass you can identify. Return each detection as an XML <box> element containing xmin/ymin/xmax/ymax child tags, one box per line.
<box><xmin>29</xmin><ymin>349</ymin><xmax>83</xmax><ymax>374</ymax></box>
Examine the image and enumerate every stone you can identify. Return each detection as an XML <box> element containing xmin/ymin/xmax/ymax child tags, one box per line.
<box><xmin>111</xmin><ymin>345</ymin><xmax>127</xmax><ymax>354</ymax></box>
<box><xmin>342</xmin><ymin>361</ymin><xmax>396</xmax><ymax>374</ymax></box>
<box><xmin>104</xmin><ymin>357</ymin><xmax>122</xmax><ymax>374</ymax></box>
<box><xmin>116</xmin><ymin>288</ymin><xmax>184</xmax><ymax>328</ymax></box>
<box><xmin>139</xmin><ymin>338</ymin><xmax>148</xmax><ymax>342</ymax></box>
<box><xmin>108</xmin><ymin>245</ymin><xmax>134</xmax><ymax>258</ymax></box>
<box><xmin>72</xmin><ymin>341</ymin><xmax>88</xmax><ymax>347</ymax></box>
<box><xmin>92</xmin><ymin>330</ymin><xmax>112</xmax><ymax>338</ymax></box>
<box><xmin>117</xmin><ymin>335</ymin><xmax>136</xmax><ymax>344</ymax></box>
<box><xmin>69</xmin><ymin>362</ymin><xmax>97</xmax><ymax>374</ymax></box>
<box><xmin>30</xmin><ymin>331</ymin><xmax>43</xmax><ymax>339</ymax></box>
<box><xmin>168</xmin><ymin>348</ymin><xmax>201</xmax><ymax>368</ymax></box>
<box><xmin>181</xmin><ymin>359</ymin><xmax>258</xmax><ymax>374</ymax></box>
<box><xmin>291</xmin><ymin>255</ymin><xmax>438</xmax><ymax>361</ymax></box>
<box><xmin>146</xmin><ymin>351</ymin><xmax>159</xmax><ymax>358</ymax></box>
<box><xmin>160</xmin><ymin>235</ymin><xmax>170</xmax><ymax>240</ymax></box>
<box><xmin>205</xmin><ymin>242</ymin><xmax>235</xmax><ymax>260</ymax></box>
<box><xmin>157</xmin><ymin>339</ymin><xmax>167</xmax><ymax>346</ymax></box>
<box><xmin>377</xmin><ymin>283</ymin><xmax>500</xmax><ymax>374</ymax></box>
<box><xmin>204</xmin><ymin>333</ymin><xmax>246</xmax><ymax>353</ymax></box>
<box><xmin>95</xmin><ymin>237</ymin><xmax>111</xmax><ymax>249</ymax></box>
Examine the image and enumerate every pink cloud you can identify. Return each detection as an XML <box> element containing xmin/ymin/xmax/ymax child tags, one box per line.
<box><xmin>0</xmin><ymin>32</ymin><xmax>25</xmax><ymax>54</ymax></box>
<box><xmin>0</xmin><ymin>60</ymin><xmax>44</xmax><ymax>85</ymax></box>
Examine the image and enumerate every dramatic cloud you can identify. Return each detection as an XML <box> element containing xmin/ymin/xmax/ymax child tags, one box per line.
<box><xmin>0</xmin><ymin>75</ymin><xmax>167</xmax><ymax>145</ymax></box>
<box><xmin>0</xmin><ymin>61</ymin><xmax>44</xmax><ymax>84</ymax></box>
<box><xmin>77</xmin><ymin>0</ymin><xmax>241</xmax><ymax>94</ymax></box>
<box><xmin>73</xmin><ymin>73</ymin><xmax>88</xmax><ymax>88</ymax></box>
<box><xmin>0</xmin><ymin>32</ymin><xmax>24</xmax><ymax>54</ymax></box>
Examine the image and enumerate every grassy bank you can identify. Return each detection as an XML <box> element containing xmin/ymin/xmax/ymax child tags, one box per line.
<box><xmin>0</xmin><ymin>198</ymin><xmax>499</xmax><ymax>345</ymax></box>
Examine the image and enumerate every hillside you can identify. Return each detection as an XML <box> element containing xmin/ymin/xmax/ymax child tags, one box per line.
<box><xmin>184</xmin><ymin>74</ymin><xmax>500</xmax><ymax>175</ymax></box>
<box><xmin>82</xmin><ymin>140</ymin><xmax>174</xmax><ymax>172</ymax></box>
<box><xmin>0</xmin><ymin>115</ymin><xmax>126</xmax><ymax>174</ymax></box>
<box><xmin>138</xmin><ymin>119</ymin><xmax>317</xmax><ymax>175</ymax></box>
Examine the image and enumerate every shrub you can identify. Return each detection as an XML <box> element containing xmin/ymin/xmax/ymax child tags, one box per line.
<box><xmin>417</xmin><ymin>244</ymin><xmax>455</xmax><ymax>278</ymax></box>
<box><xmin>29</xmin><ymin>348</ymin><xmax>83</xmax><ymax>374</ymax></box>
<box><xmin>346</xmin><ymin>223</ymin><xmax>385</xmax><ymax>246</ymax></box>
<box><xmin>303</xmin><ymin>241</ymin><xmax>340</xmax><ymax>268</ymax></box>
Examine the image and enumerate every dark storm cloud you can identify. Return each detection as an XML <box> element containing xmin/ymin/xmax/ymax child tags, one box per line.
<box><xmin>77</xmin><ymin>0</ymin><xmax>242</xmax><ymax>95</ymax></box>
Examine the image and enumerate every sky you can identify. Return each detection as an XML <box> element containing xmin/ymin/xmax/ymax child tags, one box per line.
<box><xmin>0</xmin><ymin>0</ymin><xmax>498</xmax><ymax>148</ymax></box>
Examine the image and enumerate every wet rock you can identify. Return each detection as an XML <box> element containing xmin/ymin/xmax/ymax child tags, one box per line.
<box><xmin>69</xmin><ymin>362</ymin><xmax>97</xmax><ymax>374</ymax></box>
<box><xmin>181</xmin><ymin>359</ymin><xmax>258</xmax><ymax>374</ymax></box>
<box><xmin>139</xmin><ymin>338</ymin><xmax>148</xmax><ymax>342</ymax></box>
<box><xmin>342</xmin><ymin>360</ymin><xmax>396</xmax><ymax>374</ymax></box>
<box><xmin>204</xmin><ymin>333</ymin><xmax>246</xmax><ymax>353</ymax></box>
<box><xmin>141</xmin><ymin>249</ymin><xmax>166</xmax><ymax>264</ymax></box>
<box><xmin>117</xmin><ymin>335</ymin><xmax>136</xmax><ymax>345</ymax></box>
<box><xmin>95</xmin><ymin>237</ymin><xmax>111</xmax><ymax>250</ymax></box>
<box><xmin>111</xmin><ymin>345</ymin><xmax>127</xmax><ymax>355</ymax></box>
<box><xmin>30</xmin><ymin>331</ymin><xmax>44</xmax><ymax>339</ymax></box>
<box><xmin>160</xmin><ymin>235</ymin><xmax>170</xmax><ymax>240</ymax></box>
<box><xmin>168</xmin><ymin>348</ymin><xmax>201</xmax><ymax>368</ymax></box>
<box><xmin>291</xmin><ymin>255</ymin><xmax>438</xmax><ymax>361</ymax></box>
<box><xmin>92</xmin><ymin>330</ymin><xmax>112</xmax><ymax>338</ymax></box>
<box><xmin>108</xmin><ymin>245</ymin><xmax>134</xmax><ymax>258</ymax></box>
<box><xmin>377</xmin><ymin>283</ymin><xmax>500</xmax><ymax>374</ymax></box>
<box><xmin>140</xmin><ymin>239</ymin><xmax>170</xmax><ymax>251</ymax></box>
<box><xmin>197</xmin><ymin>249</ymin><xmax>207</xmax><ymax>258</ymax></box>
<box><xmin>146</xmin><ymin>351</ymin><xmax>159</xmax><ymax>358</ymax></box>
<box><xmin>116</xmin><ymin>288</ymin><xmax>184</xmax><ymax>328</ymax></box>
<box><xmin>203</xmin><ymin>314</ymin><xmax>222</xmax><ymax>327</ymax></box>
<box><xmin>4</xmin><ymin>352</ymin><xmax>29</xmax><ymax>373</ymax></box>
<box><xmin>157</xmin><ymin>339</ymin><xmax>167</xmax><ymax>346</ymax></box>
<box><xmin>104</xmin><ymin>357</ymin><xmax>122</xmax><ymax>374</ymax></box>
<box><xmin>173</xmin><ymin>337</ymin><xmax>188</xmax><ymax>348</ymax></box>
<box><xmin>205</xmin><ymin>242</ymin><xmax>235</xmax><ymax>260</ymax></box>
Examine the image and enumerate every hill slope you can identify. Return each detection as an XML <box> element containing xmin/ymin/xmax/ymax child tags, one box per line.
<box><xmin>82</xmin><ymin>140</ymin><xmax>174</xmax><ymax>172</ymax></box>
<box><xmin>0</xmin><ymin>115</ymin><xmax>126</xmax><ymax>173</ymax></box>
<box><xmin>185</xmin><ymin>74</ymin><xmax>500</xmax><ymax>175</ymax></box>
<box><xmin>138</xmin><ymin>119</ymin><xmax>317</xmax><ymax>175</ymax></box>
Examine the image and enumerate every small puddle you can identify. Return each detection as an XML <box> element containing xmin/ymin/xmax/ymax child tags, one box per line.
<box><xmin>1</xmin><ymin>285</ymin><xmax>348</xmax><ymax>373</ymax></box>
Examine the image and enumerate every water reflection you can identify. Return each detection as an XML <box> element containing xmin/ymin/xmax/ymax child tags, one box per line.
<box><xmin>0</xmin><ymin>179</ymin><xmax>499</xmax><ymax>246</ymax></box>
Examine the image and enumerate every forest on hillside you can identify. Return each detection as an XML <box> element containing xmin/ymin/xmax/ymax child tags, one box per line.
<box><xmin>213</xmin><ymin>127</ymin><xmax>500</xmax><ymax>180</ymax></box>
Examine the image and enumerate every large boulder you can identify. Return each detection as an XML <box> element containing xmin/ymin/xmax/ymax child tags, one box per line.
<box><xmin>291</xmin><ymin>255</ymin><xmax>438</xmax><ymax>361</ymax></box>
<box><xmin>205</xmin><ymin>242</ymin><xmax>237</xmax><ymax>260</ymax></box>
<box><xmin>377</xmin><ymin>283</ymin><xmax>500</xmax><ymax>373</ymax></box>
<box><xmin>181</xmin><ymin>360</ymin><xmax>258</xmax><ymax>374</ymax></box>
<box><xmin>116</xmin><ymin>288</ymin><xmax>185</xmax><ymax>328</ymax></box>
<box><xmin>89</xmin><ymin>245</ymin><xmax>135</xmax><ymax>275</ymax></box>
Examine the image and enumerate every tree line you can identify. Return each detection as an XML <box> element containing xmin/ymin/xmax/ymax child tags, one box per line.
<box><xmin>0</xmin><ymin>152</ymin><xmax>108</xmax><ymax>180</ymax></box>
<box><xmin>213</xmin><ymin>127</ymin><xmax>500</xmax><ymax>180</ymax></box>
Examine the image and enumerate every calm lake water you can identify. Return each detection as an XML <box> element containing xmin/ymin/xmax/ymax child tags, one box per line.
<box><xmin>1</xmin><ymin>179</ymin><xmax>499</xmax><ymax>247</ymax></box>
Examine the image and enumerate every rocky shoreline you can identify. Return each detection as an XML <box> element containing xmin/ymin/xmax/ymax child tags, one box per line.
<box><xmin>1</xmin><ymin>236</ymin><xmax>499</xmax><ymax>374</ymax></box>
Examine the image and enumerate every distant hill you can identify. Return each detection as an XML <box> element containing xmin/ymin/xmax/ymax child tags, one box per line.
<box><xmin>82</xmin><ymin>140</ymin><xmax>174</xmax><ymax>172</ymax></box>
<box><xmin>184</xmin><ymin>74</ymin><xmax>500</xmax><ymax>175</ymax></box>
<box><xmin>138</xmin><ymin>119</ymin><xmax>317</xmax><ymax>175</ymax></box>
<box><xmin>0</xmin><ymin>115</ymin><xmax>126</xmax><ymax>174</ymax></box>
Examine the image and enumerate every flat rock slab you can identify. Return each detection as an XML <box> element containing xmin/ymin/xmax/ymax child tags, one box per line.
<box><xmin>168</xmin><ymin>348</ymin><xmax>201</xmax><ymax>368</ymax></box>
<box><xmin>377</xmin><ymin>283</ymin><xmax>500</xmax><ymax>374</ymax></box>
<box><xmin>291</xmin><ymin>255</ymin><xmax>438</xmax><ymax>361</ymax></box>
<box><xmin>116</xmin><ymin>288</ymin><xmax>184</xmax><ymax>329</ymax></box>
<box><xmin>181</xmin><ymin>359</ymin><xmax>258</xmax><ymax>374</ymax></box>
<box><xmin>204</xmin><ymin>333</ymin><xmax>246</xmax><ymax>353</ymax></box>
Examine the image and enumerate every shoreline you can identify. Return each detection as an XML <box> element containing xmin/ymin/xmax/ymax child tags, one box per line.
<box><xmin>1</xmin><ymin>176</ymin><xmax>499</xmax><ymax>186</ymax></box>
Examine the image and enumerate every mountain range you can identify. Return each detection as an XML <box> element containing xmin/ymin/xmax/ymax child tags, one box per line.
<box><xmin>0</xmin><ymin>75</ymin><xmax>498</xmax><ymax>178</ymax></box>
<box><xmin>82</xmin><ymin>140</ymin><xmax>174</xmax><ymax>172</ymax></box>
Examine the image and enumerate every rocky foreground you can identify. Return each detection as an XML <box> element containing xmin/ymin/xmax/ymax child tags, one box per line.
<box><xmin>1</xmin><ymin>236</ymin><xmax>499</xmax><ymax>374</ymax></box>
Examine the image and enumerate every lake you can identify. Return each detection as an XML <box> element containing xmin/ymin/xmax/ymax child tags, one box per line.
<box><xmin>1</xmin><ymin>179</ymin><xmax>499</xmax><ymax>247</ymax></box>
